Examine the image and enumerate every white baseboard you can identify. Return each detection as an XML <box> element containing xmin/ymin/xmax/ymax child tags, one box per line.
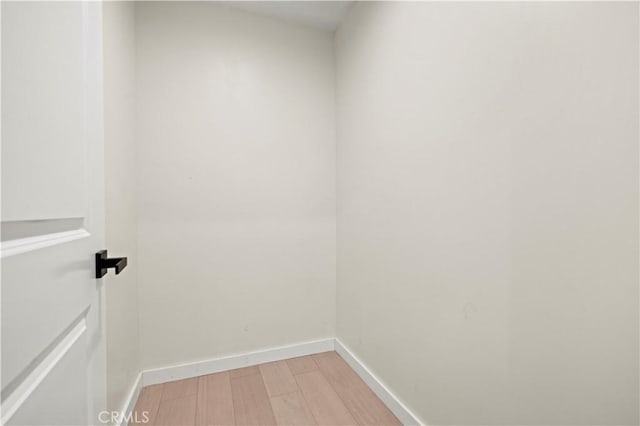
<box><xmin>116</xmin><ymin>372</ymin><xmax>142</xmax><ymax>426</ymax></box>
<box><xmin>142</xmin><ymin>338</ymin><xmax>335</xmax><ymax>387</ymax></box>
<box><xmin>335</xmin><ymin>338</ymin><xmax>424</xmax><ymax>426</ymax></box>
<box><xmin>125</xmin><ymin>338</ymin><xmax>421</xmax><ymax>426</ymax></box>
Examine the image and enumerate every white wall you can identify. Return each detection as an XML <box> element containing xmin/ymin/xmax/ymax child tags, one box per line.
<box><xmin>135</xmin><ymin>2</ymin><xmax>336</xmax><ymax>370</ymax></box>
<box><xmin>103</xmin><ymin>1</ymin><xmax>140</xmax><ymax>414</ymax></box>
<box><xmin>335</xmin><ymin>3</ymin><xmax>639</xmax><ymax>425</ymax></box>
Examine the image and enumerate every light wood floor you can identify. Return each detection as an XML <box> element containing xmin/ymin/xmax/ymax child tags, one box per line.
<box><xmin>131</xmin><ymin>351</ymin><xmax>401</xmax><ymax>426</ymax></box>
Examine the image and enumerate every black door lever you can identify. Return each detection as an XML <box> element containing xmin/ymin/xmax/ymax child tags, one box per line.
<box><xmin>95</xmin><ymin>250</ymin><xmax>128</xmax><ymax>278</ymax></box>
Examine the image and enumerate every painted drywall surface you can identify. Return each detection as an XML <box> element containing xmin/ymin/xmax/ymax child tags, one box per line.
<box><xmin>103</xmin><ymin>1</ymin><xmax>140</xmax><ymax>414</ymax></box>
<box><xmin>135</xmin><ymin>2</ymin><xmax>336</xmax><ymax>370</ymax></box>
<box><xmin>335</xmin><ymin>3</ymin><xmax>639</xmax><ymax>425</ymax></box>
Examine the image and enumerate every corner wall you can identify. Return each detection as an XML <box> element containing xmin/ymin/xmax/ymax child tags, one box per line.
<box><xmin>134</xmin><ymin>2</ymin><xmax>337</xmax><ymax>370</ymax></box>
<box><xmin>335</xmin><ymin>3</ymin><xmax>639</xmax><ymax>424</ymax></box>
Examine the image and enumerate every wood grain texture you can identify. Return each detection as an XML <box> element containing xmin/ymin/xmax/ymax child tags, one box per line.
<box><xmin>131</xmin><ymin>384</ymin><xmax>164</xmax><ymax>425</ymax></box>
<box><xmin>313</xmin><ymin>352</ymin><xmax>400</xmax><ymax>426</ymax></box>
<box><xmin>270</xmin><ymin>391</ymin><xmax>317</xmax><ymax>426</ymax></box>
<box><xmin>259</xmin><ymin>361</ymin><xmax>298</xmax><ymax>397</ymax></box>
<box><xmin>131</xmin><ymin>351</ymin><xmax>397</xmax><ymax>426</ymax></box>
<box><xmin>162</xmin><ymin>377</ymin><xmax>198</xmax><ymax>401</ymax></box>
<box><xmin>294</xmin><ymin>371</ymin><xmax>357</xmax><ymax>426</ymax></box>
<box><xmin>286</xmin><ymin>356</ymin><xmax>318</xmax><ymax>376</ymax></box>
<box><xmin>229</xmin><ymin>365</ymin><xmax>260</xmax><ymax>379</ymax></box>
<box><xmin>231</xmin><ymin>374</ymin><xmax>277</xmax><ymax>426</ymax></box>
<box><xmin>196</xmin><ymin>372</ymin><xmax>235</xmax><ymax>426</ymax></box>
<box><xmin>155</xmin><ymin>395</ymin><xmax>197</xmax><ymax>426</ymax></box>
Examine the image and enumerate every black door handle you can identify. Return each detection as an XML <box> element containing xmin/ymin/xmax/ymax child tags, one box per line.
<box><xmin>95</xmin><ymin>250</ymin><xmax>128</xmax><ymax>278</ymax></box>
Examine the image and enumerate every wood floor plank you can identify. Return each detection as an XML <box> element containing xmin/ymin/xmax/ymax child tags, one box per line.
<box><xmin>196</xmin><ymin>372</ymin><xmax>235</xmax><ymax>426</ymax></box>
<box><xmin>155</xmin><ymin>395</ymin><xmax>197</xmax><ymax>426</ymax></box>
<box><xmin>285</xmin><ymin>356</ymin><xmax>318</xmax><ymax>376</ymax></box>
<box><xmin>231</xmin><ymin>373</ymin><xmax>277</xmax><ymax>425</ymax></box>
<box><xmin>229</xmin><ymin>365</ymin><xmax>260</xmax><ymax>379</ymax></box>
<box><xmin>131</xmin><ymin>384</ymin><xmax>164</xmax><ymax>425</ymax></box>
<box><xmin>162</xmin><ymin>377</ymin><xmax>198</xmax><ymax>401</ymax></box>
<box><xmin>313</xmin><ymin>352</ymin><xmax>400</xmax><ymax>426</ymax></box>
<box><xmin>132</xmin><ymin>353</ymin><xmax>398</xmax><ymax>426</ymax></box>
<box><xmin>259</xmin><ymin>361</ymin><xmax>298</xmax><ymax>397</ymax></box>
<box><xmin>270</xmin><ymin>391</ymin><xmax>317</xmax><ymax>426</ymax></box>
<box><xmin>294</xmin><ymin>371</ymin><xmax>357</xmax><ymax>426</ymax></box>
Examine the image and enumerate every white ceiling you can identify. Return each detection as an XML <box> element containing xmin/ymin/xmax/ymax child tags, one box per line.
<box><xmin>225</xmin><ymin>1</ymin><xmax>353</xmax><ymax>31</ymax></box>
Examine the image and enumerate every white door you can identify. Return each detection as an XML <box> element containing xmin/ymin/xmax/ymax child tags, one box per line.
<box><xmin>1</xmin><ymin>1</ymin><xmax>107</xmax><ymax>425</ymax></box>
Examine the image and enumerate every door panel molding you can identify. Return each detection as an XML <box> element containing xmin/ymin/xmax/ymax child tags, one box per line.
<box><xmin>1</xmin><ymin>317</ymin><xmax>87</xmax><ymax>424</ymax></box>
<box><xmin>1</xmin><ymin>218</ymin><xmax>85</xmax><ymax>241</ymax></box>
<box><xmin>0</xmin><ymin>229</ymin><xmax>90</xmax><ymax>258</ymax></box>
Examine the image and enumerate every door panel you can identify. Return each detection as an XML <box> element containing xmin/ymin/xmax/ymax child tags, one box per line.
<box><xmin>1</xmin><ymin>1</ymin><xmax>87</xmax><ymax>222</ymax></box>
<box><xmin>5</xmin><ymin>323</ymin><xmax>89</xmax><ymax>426</ymax></box>
<box><xmin>2</xmin><ymin>241</ymin><xmax>95</xmax><ymax>390</ymax></box>
<box><xmin>1</xmin><ymin>1</ymin><xmax>106</xmax><ymax>425</ymax></box>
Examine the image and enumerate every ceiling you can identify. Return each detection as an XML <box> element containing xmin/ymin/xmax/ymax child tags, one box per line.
<box><xmin>225</xmin><ymin>1</ymin><xmax>353</xmax><ymax>31</ymax></box>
